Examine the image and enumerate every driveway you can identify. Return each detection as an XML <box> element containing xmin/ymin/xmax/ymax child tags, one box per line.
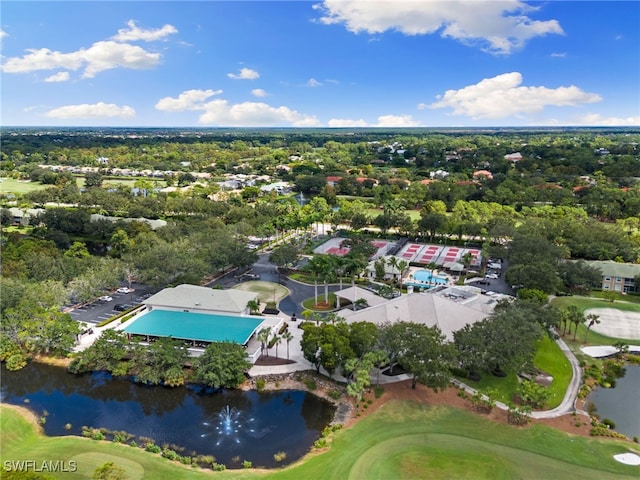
<box><xmin>210</xmin><ymin>253</ymin><xmax>342</xmax><ymax>316</ymax></box>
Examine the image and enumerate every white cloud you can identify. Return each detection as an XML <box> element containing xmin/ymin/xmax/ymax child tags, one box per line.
<box><xmin>155</xmin><ymin>89</ymin><xmax>318</xmax><ymax>126</ymax></box>
<box><xmin>328</xmin><ymin>118</ymin><xmax>368</xmax><ymax>127</ymax></box>
<box><xmin>327</xmin><ymin>115</ymin><xmax>419</xmax><ymax>127</ymax></box>
<box><xmin>307</xmin><ymin>78</ymin><xmax>322</xmax><ymax>87</ymax></box>
<box><xmin>550</xmin><ymin>52</ymin><xmax>566</xmax><ymax>58</ymax></box>
<box><xmin>429</xmin><ymin>72</ymin><xmax>601</xmax><ymax>119</ymax></box>
<box><xmin>112</xmin><ymin>20</ymin><xmax>178</xmax><ymax>42</ymax></box>
<box><xmin>315</xmin><ymin>0</ymin><xmax>563</xmax><ymax>54</ymax></box>
<box><xmin>1</xmin><ymin>40</ymin><xmax>161</xmax><ymax>78</ymax></box>
<box><xmin>227</xmin><ymin>67</ymin><xmax>260</xmax><ymax>80</ymax></box>
<box><xmin>44</xmin><ymin>72</ymin><xmax>70</xmax><ymax>83</ymax></box>
<box><xmin>570</xmin><ymin>113</ymin><xmax>640</xmax><ymax>126</ymax></box>
<box><xmin>375</xmin><ymin>114</ymin><xmax>419</xmax><ymax>127</ymax></box>
<box><xmin>0</xmin><ymin>29</ymin><xmax>8</xmax><ymax>40</ymax></box>
<box><xmin>251</xmin><ymin>88</ymin><xmax>267</xmax><ymax>97</ymax></box>
<box><xmin>44</xmin><ymin>102</ymin><xmax>136</xmax><ymax>119</ymax></box>
<box><xmin>155</xmin><ymin>89</ymin><xmax>223</xmax><ymax>111</ymax></box>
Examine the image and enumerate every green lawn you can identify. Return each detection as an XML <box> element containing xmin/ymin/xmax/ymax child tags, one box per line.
<box><xmin>364</xmin><ymin>208</ymin><xmax>422</xmax><ymax>221</ymax></box>
<box><xmin>461</xmin><ymin>335</ymin><xmax>572</xmax><ymax>409</ymax></box>
<box><xmin>0</xmin><ymin>177</ymin><xmax>47</xmax><ymax>194</ymax></box>
<box><xmin>5</xmin><ymin>401</ymin><xmax>638</xmax><ymax>479</ymax></box>
<box><xmin>534</xmin><ymin>336</ymin><xmax>573</xmax><ymax>407</ymax></box>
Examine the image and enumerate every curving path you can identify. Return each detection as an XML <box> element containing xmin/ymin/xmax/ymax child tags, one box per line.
<box><xmin>449</xmin><ymin>333</ymin><xmax>588</xmax><ymax>419</ymax></box>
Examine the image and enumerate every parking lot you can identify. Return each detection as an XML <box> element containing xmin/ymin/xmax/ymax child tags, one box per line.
<box><xmin>67</xmin><ymin>283</ymin><xmax>155</xmax><ymax>324</ymax></box>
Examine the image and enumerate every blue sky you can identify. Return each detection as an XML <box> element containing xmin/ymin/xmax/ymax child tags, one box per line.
<box><xmin>1</xmin><ymin>1</ymin><xmax>639</xmax><ymax>127</ymax></box>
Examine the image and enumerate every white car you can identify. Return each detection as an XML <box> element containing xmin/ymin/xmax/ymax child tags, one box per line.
<box><xmin>485</xmin><ymin>273</ymin><xmax>499</xmax><ymax>280</ymax></box>
<box><xmin>116</xmin><ymin>287</ymin><xmax>134</xmax><ymax>294</ymax></box>
<box><xmin>98</xmin><ymin>295</ymin><xmax>113</xmax><ymax>302</ymax></box>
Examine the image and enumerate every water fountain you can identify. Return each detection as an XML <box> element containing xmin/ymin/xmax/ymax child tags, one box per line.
<box><xmin>201</xmin><ymin>405</ymin><xmax>256</xmax><ymax>446</ymax></box>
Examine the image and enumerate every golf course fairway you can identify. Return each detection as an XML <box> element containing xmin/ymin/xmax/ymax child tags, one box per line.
<box><xmin>2</xmin><ymin>401</ymin><xmax>639</xmax><ymax>479</ymax></box>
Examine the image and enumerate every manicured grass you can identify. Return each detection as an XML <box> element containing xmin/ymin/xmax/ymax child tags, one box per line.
<box><xmin>534</xmin><ymin>336</ymin><xmax>573</xmax><ymax>407</ymax></box>
<box><xmin>461</xmin><ymin>371</ymin><xmax>520</xmax><ymax>405</ymax></box>
<box><xmin>4</xmin><ymin>402</ymin><xmax>638</xmax><ymax>480</ymax></box>
<box><xmin>233</xmin><ymin>280</ymin><xmax>289</xmax><ymax>304</ymax></box>
<box><xmin>0</xmin><ymin>177</ymin><xmax>47</xmax><ymax>193</ymax></box>
<box><xmin>364</xmin><ymin>208</ymin><xmax>422</xmax><ymax>221</ymax></box>
<box><xmin>461</xmin><ymin>336</ymin><xmax>572</xmax><ymax>409</ymax></box>
<box><xmin>302</xmin><ymin>293</ymin><xmax>337</xmax><ymax>311</ymax></box>
<box><xmin>551</xmin><ymin>297</ymin><xmax>640</xmax><ymax>345</ymax></box>
<box><xmin>274</xmin><ymin>401</ymin><xmax>638</xmax><ymax>480</ymax></box>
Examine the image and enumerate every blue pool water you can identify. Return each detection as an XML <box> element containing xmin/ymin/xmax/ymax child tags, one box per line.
<box><xmin>412</xmin><ymin>270</ymin><xmax>448</xmax><ymax>284</ymax></box>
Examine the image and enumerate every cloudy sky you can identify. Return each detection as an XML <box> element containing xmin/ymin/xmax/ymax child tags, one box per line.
<box><xmin>1</xmin><ymin>1</ymin><xmax>638</xmax><ymax>127</ymax></box>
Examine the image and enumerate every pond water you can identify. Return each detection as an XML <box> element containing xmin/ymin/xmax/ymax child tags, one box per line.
<box><xmin>587</xmin><ymin>364</ymin><xmax>640</xmax><ymax>439</ymax></box>
<box><xmin>0</xmin><ymin>363</ymin><xmax>335</xmax><ymax>468</ymax></box>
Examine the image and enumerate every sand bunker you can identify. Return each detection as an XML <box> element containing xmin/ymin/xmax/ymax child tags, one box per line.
<box><xmin>585</xmin><ymin>308</ymin><xmax>640</xmax><ymax>340</ymax></box>
<box><xmin>613</xmin><ymin>452</ymin><xmax>640</xmax><ymax>465</ymax></box>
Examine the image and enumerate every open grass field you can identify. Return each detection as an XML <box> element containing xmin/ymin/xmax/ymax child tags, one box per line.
<box><xmin>460</xmin><ymin>335</ymin><xmax>572</xmax><ymax>409</ymax></box>
<box><xmin>364</xmin><ymin>208</ymin><xmax>422</xmax><ymax>221</ymax></box>
<box><xmin>551</xmin><ymin>296</ymin><xmax>640</xmax><ymax>345</ymax></box>
<box><xmin>0</xmin><ymin>177</ymin><xmax>47</xmax><ymax>194</ymax></box>
<box><xmin>232</xmin><ymin>281</ymin><xmax>289</xmax><ymax>304</ymax></box>
<box><xmin>3</xmin><ymin>402</ymin><xmax>638</xmax><ymax>480</ymax></box>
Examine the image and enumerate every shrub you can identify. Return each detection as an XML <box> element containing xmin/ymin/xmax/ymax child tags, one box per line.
<box><xmin>256</xmin><ymin>378</ymin><xmax>266</xmax><ymax>391</ymax></box>
<box><xmin>162</xmin><ymin>449</ymin><xmax>179</xmax><ymax>461</ymax></box>
<box><xmin>129</xmin><ymin>440</ymin><xmax>137</xmax><ymax>448</ymax></box>
<box><xmin>374</xmin><ymin>386</ymin><xmax>384</xmax><ymax>398</ymax></box>
<box><xmin>145</xmin><ymin>443</ymin><xmax>161</xmax><ymax>453</ymax></box>
<box><xmin>314</xmin><ymin>438</ymin><xmax>328</xmax><ymax>449</ymax></box>
<box><xmin>601</xmin><ymin>418</ymin><xmax>616</xmax><ymax>429</ymax></box>
<box><xmin>242</xmin><ymin>460</ymin><xmax>253</xmax><ymax>469</ymax></box>
<box><xmin>304</xmin><ymin>378</ymin><xmax>316</xmax><ymax>390</ymax></box>
<box><xmin>6</xmin><ymin>353</ymin><xmax>27</xmax><ymax>371</ymax></box>
<box><xmin>91</xmin><ymin>431</ymin><xmax>105</xmax><ymax>441</ymax></box>
<box><xmin>212</xmin><ymin>463</ymin><xmax>226</xmax><ymax>471</ymax></box>
<box><xmin>64</xmin><ymin>423</ymin><xmax>72</xmax><ymax>430</ymax></box>
<box><xmin>273</xmin><ymin>451</ymin><xmax>287</xmax><ymax>462</ymax></box>
<box><xmin>328</xmin><ymin>389</ymin><xmax>342</xmax><ymax>400</ymax></box>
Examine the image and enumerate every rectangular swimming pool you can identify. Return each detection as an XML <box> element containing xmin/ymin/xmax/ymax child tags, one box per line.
<box><xmin>123</xmin><ymin>309</ymin><xmax>265</xmax><ymax>345</ymax></box>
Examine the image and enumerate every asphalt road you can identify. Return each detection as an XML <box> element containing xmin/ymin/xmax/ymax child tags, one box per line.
<box><xmin>210</xmin><ymin>253</ymin><xmax>341</xmax><ymax>316</ymax></box>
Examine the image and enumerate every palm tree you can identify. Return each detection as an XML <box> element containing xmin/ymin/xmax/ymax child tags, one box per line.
<box><xmin>584</xmin><ymin>313</ymin><xmax>601</xmax><ymax>343</ymax></box>
<box><xmin>565</xmin><ymin>305</ymin><xmax>582</xmax><ymax>340</ymax></box>
<box><xmin>386</xmin><ymin>256</ymin><xmax>399</xmax><ymax>284</ymax></box>
<box><xmin>282</xmin><ymin>330</ymin><xmax>294</xmax><ymax>359</ymax></box>
<box><xmin>257</xmin><ymin>328</ymin><xmax>271</xmax><ymax>358</ymax></box>
<box><xmin>427</xmin><ymin>262</ymin><xmax>438</xmax><ymax>287</ymax></box>
<box><xmin>273</xmin><ymin>335</ymin><xmax>282</xmax><ymax>359</ymax></box>
<box><xmin>306</xmin><ymin>256</ymin><xmax>325</xmax><ymax>307</ymax></box>
<box><xmin>246</xmin><ymin>299</ymin><xmax>260</xmax><ymax>315</ymax></box>
<box><xmin>396</xmin><ymin>259</ymin><xmax>409</xmax><ymax>289</ymax></box>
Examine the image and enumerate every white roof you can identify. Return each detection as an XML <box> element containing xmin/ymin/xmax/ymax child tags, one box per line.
<box><xmin>340</xmin><ymin>291</ymin><xmax>490</xmax><ymax>341</ymax></box>
<box><xmin>143</xmin><ymin>284</ymin><xmax>258</xmax><ymax>314</ymax></box>
<box><xmin>334</xmin><ymin>286</ymin><xmax>388</xmax><ymax>307</ymax></box>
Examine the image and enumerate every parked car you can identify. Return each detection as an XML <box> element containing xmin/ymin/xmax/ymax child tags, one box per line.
<box><xmin>113</xmin><ymin>304</ymin><xmax>129</xmax><ymax>311</ymax></box>
<box><xmin>98</xmin><ymin>295</ymin><xmax>113</xmax><ymax>302</ymax></box>
<box><xmin>485</xmin><ymin>273</ymin><xmax>499</xmax><ymax>280</ymax></box>
<box><xmin>116</xmin><ymin>287</ymin><xmax>134</xmax><ymax>294</ymax></box>
<box><xmin>242</xmin><ymin>273</ymin><xmax>260</xmax><ymax>280</ymax></box>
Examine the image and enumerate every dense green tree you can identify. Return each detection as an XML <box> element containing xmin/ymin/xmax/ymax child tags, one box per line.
<box><xmin>192</xmin><ymin>342</ymin><xmax>250</xmax><ymax>389</ymax></box>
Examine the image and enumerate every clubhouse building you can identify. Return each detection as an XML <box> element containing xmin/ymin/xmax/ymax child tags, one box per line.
<box><xmin>122</xmin><ymin>284</ymin><xmax>282</xmax><ymax>362</ymax></box>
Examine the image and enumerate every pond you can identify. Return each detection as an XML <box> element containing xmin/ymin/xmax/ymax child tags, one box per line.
<box><xmin>0</xmin><ymin>363</ymin><xmax>335</xmax><ymax>468</ymax></box>
<box><xmin>587</xmin><ymin>364</ymin><xmax>640</xmax><ymax>439</ymax></box>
